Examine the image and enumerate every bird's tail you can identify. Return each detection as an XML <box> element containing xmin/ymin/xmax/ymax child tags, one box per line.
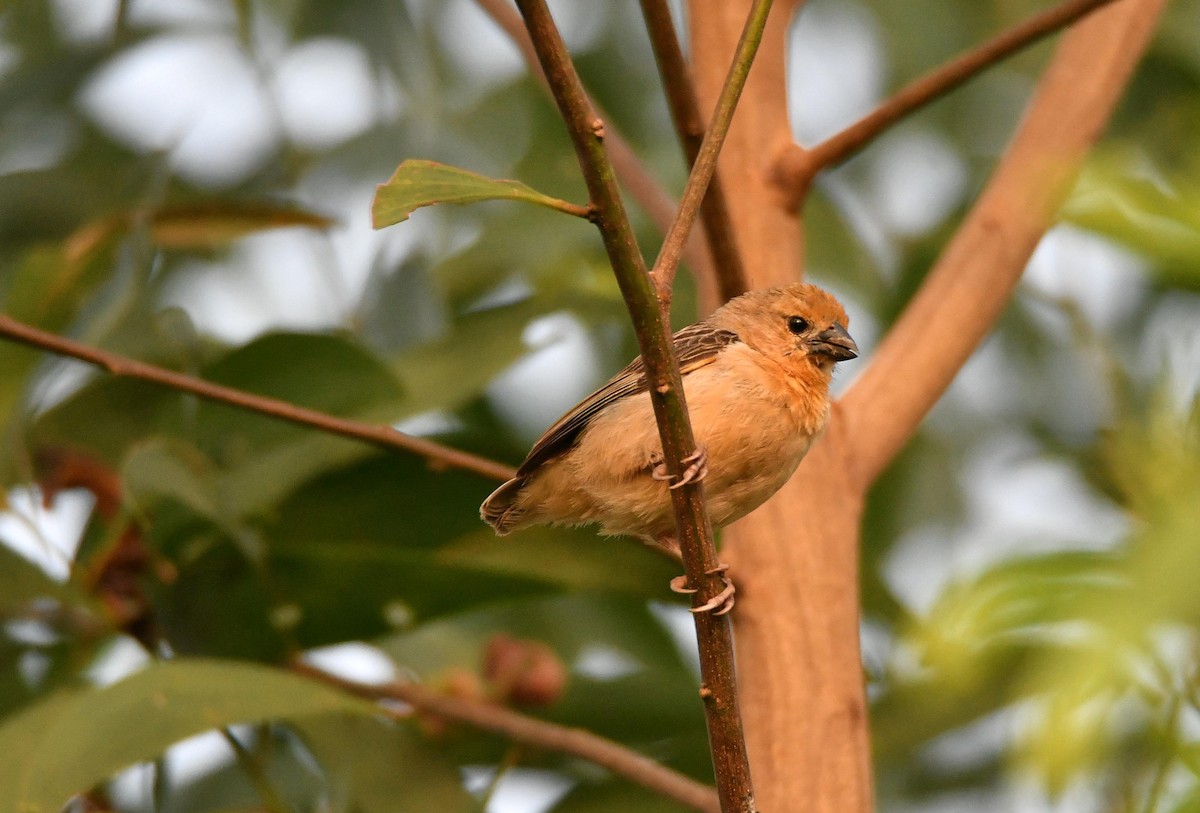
<box><xmin>480</xmin><ymin>477</ymin><xmax>528</xmax><ymax>535</ymax></box>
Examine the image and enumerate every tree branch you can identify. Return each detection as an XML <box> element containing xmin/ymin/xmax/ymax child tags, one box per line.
<box><xmin>771</xmin><ymin>0</ymin><xmax>1125</xmax><ymax>209</ymax></box>
<box><xmin>639</xmin><ymin>0</ymin><xmax>748</xmax><ymax>303</ymax></box>
<box><xmin>512</xmin><ymin>1</ymin><xmax>772</xmax><ymax>810</ymax></box>
<box><xmin>839</xmin><ymin>0</ymin><xmax>1167</xmax><ymax>490</ymax></box>
<box><xmin>291</xmin><ymin>660</ymin><xmax>720</xmax><ymax>813</ymax></box>
<box><xmin>473</xmin><ymin>0</ymin><xmax>721</xmax><ymax>304</ymax></box>
<box><xmin>648</xmin><ymin>0</ymin><xmax>773</xmax><ymax>310</ymax></box>
<box><xmin>0</xmin><ymin>314</ymin><xmax>516</xmax><ymax>482</ymax></box>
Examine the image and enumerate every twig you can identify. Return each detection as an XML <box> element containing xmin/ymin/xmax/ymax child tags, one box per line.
<box><xmin>639</xmin><ymin>0</ymin><xmax>748</xmax><ymax>303</ymax></box>
<box><xmin>839</xmin><ymin>0</ymin><xmax>1167</xmax><ymax>489</ymax></box>
<box><xmin>0</xmin><ymin>314</ymin><xmax>516</xmax><ymax>482</ymax></box>
<box><xmin>113</xmin><ymin>0</ymin><xmax>132</xmax><ymax>39</ymax></box>
<box><xmin>771</xmin><ymin>0</ymin><xmax>1125</xmax><ymax>209</ymax></box>
<box><xmin>480</xmin><ymin>744</ymin><xmax>524</xmax><ymax>809</ymax></box>
<box><xmin>1141</xmin><ymin>690</ymin><xmax>1182</xmax><ymax>813</ymax></box>
<box><xmin>220</xmin><ymin>726</ymin><xmax>294</xmax><ymax>813</ymax></box>
<box><xmin>513</xmin><ymin>2</ymin><xmax>769</xmax><ymax>811</ymax></box>
<box><xmin>291</xmin><ymin>661</ymin><xmax>720</xmax><ymax>813</ymax></box>
<box><xmin>472</xmin><ymin>0</ymin><xmax>720</xmax><ymax>305</ymax></box>
<box><xmin>647</xmin><ymin>0</ymin><xmax>772</xmax><ymax>305</ymax></box>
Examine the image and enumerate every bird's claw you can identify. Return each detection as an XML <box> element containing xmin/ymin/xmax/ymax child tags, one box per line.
<box><xmin>671</xmin><ymin>447</ymin><xmax>708</xmax><ymax>489</ymax></box>
<box><xmin>673</xmin><ymin>563</ymin><xmax>736</xmax><ymax>615</ymax></box>
<box><xmin>669</xmin><ymin>574</ymin><xmax>697</xmax><ymax>594</ymax></box>
<box><xmin>650</xmin><ymin>446</ymin><xmax>709</xmax><ymax>489</ymax></box>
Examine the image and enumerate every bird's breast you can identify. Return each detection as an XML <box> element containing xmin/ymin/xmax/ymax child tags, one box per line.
<box><xmin>680</xmin><ymin>346</ymin><xmax>829</xmax><ymax>526</ymax></box>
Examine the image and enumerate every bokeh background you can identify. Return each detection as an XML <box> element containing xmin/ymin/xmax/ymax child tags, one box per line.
<box><xmin>1</xmin><ymin>0</ymin><xmax>1199</xmax><ymax>811</ymax></box>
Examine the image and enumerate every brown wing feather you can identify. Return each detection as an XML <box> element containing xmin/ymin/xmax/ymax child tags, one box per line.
<box><xmin>514</xmin><ymin>323</ymin><xmax>741</xmax><ymax>476</ymax></box>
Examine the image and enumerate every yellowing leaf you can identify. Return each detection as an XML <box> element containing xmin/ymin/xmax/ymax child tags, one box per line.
<box><xmin>62</xmin><ymin>203</ymin><xmax>335</xmax><ymax>261</ymax></box>
<box><xmin>149</xmin><ymin>202</ymin><xmax>335</xmax><ymax>248</ymax></box>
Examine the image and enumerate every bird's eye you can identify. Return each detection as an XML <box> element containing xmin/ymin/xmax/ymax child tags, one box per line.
<box><xmin>786</xmin><ymin>316</ymin><xmax>809</xmax><ymax>335</ymax></box>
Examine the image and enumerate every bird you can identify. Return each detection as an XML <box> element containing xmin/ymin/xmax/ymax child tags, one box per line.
<box><xmin>480</xmin><ymin>283</ymin><xmax>858</xmax><ymax>614</ymax></box>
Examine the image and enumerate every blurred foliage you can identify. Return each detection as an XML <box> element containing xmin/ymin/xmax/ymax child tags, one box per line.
<box><xmin>0</xmin><ymin>1</ymin><xmax>1197</xmax><ymax>812</ymax></box>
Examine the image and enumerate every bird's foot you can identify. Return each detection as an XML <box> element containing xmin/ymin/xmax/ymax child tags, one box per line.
<box><xmin>650</xmin><ymin>446</ymin><xmax>709</xmax><ymax>489</ymax></box>
<box><xmin>671</xmin><ymin>563</ymin><xmax>736</xmax><ymax>615</ymax></box>
<box><xmin>649</xmin><ymin>451</ymin><xmax>670</xmax><ymax>481</ymax></box>
<box><xmin>671</xmin><ymin>447</ymin><xmax>709</xmax><ymax>490</ymax></box>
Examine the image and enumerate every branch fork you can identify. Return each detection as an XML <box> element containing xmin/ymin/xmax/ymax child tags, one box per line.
<box><xmin>771</xmin><ymin>0</ymin><xmax>1126</xmax><ymax>210</ymax></box>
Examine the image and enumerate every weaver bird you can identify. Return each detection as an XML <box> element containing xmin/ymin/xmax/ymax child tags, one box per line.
<box><xmin>481</xmin><ymin>283</ymin><xmax>858</xmax><ymax>613</ymax></box>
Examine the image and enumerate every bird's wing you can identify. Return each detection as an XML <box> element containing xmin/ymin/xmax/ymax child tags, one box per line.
<box><xmin>515</xmin><ymin>322</ymin><xmax>741</xmax><ymax>476</ymax></box>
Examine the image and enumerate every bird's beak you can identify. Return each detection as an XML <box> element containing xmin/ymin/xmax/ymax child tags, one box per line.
<box><xmin>809</xmin><ymin>323</ymin><xmax>858</xmax><ymax>361</ymax></box>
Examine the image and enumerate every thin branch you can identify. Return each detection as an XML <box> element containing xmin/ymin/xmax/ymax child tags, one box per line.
<box><xmin>220</xmin><ymin>726</ymin><xmax>294</xmax><ymax>813</ymax></box>
<box><xmin>648</xmin><ymin>0</ymin><xmax>773</xmax><ymax>304</ymax></box>
<box><xmin>639</xmin><ymin>0</ymin><xmax>748</xmax><ymax>303</ymax></box>
<box><xmin>473</xmin><ymin>0</ymin><xmax>721</xmax><ymax>305</ymax></box>
<box><xmin>1141</xmin><ymin>689</ymin><xmax>1182</xmax><ymax>813</ymax></box>
<box><xmin>291</xmin><ymin>661</ymin><xmax>720</xmax><ymax>813</ymax></box>
<box><xmin>480</xmin><ymin>745</ymin><xmax>524</xmax><ymax>810</ymax></box>
<box><xmin>113</xmin><ymin>0</ymin><xmax>132</xmax><ymax>40</ymax></box>
<box><xmin>0</xmin><ymin>314</ymin><xmax>516</xmax><ymax>482</ymax></box>
<box><xmin>839</xmin><ymin>0</ymin><xmax>1167</xmax><ymax>489</ymax></box>
<box><xmin>771</xmin><ymin>0</ymin><xmax>1125</xmax><ymax>209</ymax></box>
<box><xmin>512</xmin><ymin>1</ymin><xmax>767</xmax><ymax>811</ymax></box>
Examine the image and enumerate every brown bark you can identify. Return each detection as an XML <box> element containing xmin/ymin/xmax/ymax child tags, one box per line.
<box><xmin>688</xmin><ymin>2</ymin><xmax>874</xmax><ymax>809</ymax></box>
<box><xmin>514</xmin><ymin>2</ymin><xmax>762</xmax><ymax>808</ymax></box>
<box><xmin>687</xmin><ymin>0</ymin><xmax>1165</xmax><ymax>810</ymax></box>
<box><xmin>689</xmin><ymin>0</ymin><xmax>806</xmax><ymax>298</ymax></box>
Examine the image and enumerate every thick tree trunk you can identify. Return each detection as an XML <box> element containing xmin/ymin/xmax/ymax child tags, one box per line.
<box><xmin>687</xmin><ymin>2</ymin><xmax>875</xmax><ymax>810</ymax></box>
<box><xmin>688</xmin><ymin>0</ymin><xmax>804</xmax><ymax>294</ymax></box>
<box><xmin>685</xmin><ymin>0</ymin><xmax>1165</xmax><ymax>810</ymax></box>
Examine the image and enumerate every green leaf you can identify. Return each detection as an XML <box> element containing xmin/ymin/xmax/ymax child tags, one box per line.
<box><xmin>270</xmin><ymin>540</ymin><xmax>555</xmax><ymax>647</ymax></box>
<box><xmin>264</xmin><ymin>454</ymin><xmax>554</xmax><ymax>645</ymax></box>
<box><xmin>63</xmin><ymin>201</ymin><xmax>335</xmax><ymax>258</ymax></box>
<box><xmin>152</xmin><ymin>533</ymin><xmax>288</xmax><ymax>661</ymax></box>
<box><xmin>30</xmin><ymin>332</ymin><xmax>407</xmax><ymax>518</ymax></box>
<box><xmin>187</xmin><ymin>333</ymin><xmax>409</xmax><ymax>518</ymax></box>
<box><xmin>293</xmin><ymin>713</ymin><xmax>475</xmax><ymax>813</ymax></box>
<box><xmin>0</xmin><ymin>659</ymin><xmax>373</xmax><ymax>813</ymax></box>
<box><xmin>391</xmin><ymin>297</ymin><xmax>542</xmax><ymax>416</ymax></box>
<box><xmin>269</xmin><ymin>453</ymin><xmax>489</xmax><ymax>553</ymax></box>
<box><xmin>0</xmin><ymin>544</ymin><xmax>99</xmax><ymax>720</ymax></box>
<box><xmin>372</xmin><ymin>159</ymin><xmax>586</xmax><ymax>229</ymax></box>
<box><xmin>0</xmin><ymin>542</ymin><xmax>80</xmax><ymax>615</ymax></box>
<box><xmin>915</xmin><ymin>550</ymin><xmax>1127</xmax><ymax>660</ymax></box>
<box><xmin>1165</xmin><ymin>786</ymin><xmax>1200</xmax><ymax>813</ymax></box>
<box><xmin>553</xmin><ymin>780</ymin><xmax>695</xmax><ymax>813</ymax></box>
<box><xmin>1063</xmin><ymin>147</ymin><xmax>1200</xmax><ymax>290</ymax></box>
<box><xmin>431</xmin><ymin>204</ymin><xmax>611</xmax><ymax>306</ymax></box>
<box><xmin>149</xmin><ymin>725</ymin><xmax>325</xmax><ymax>813</ymax></box>
<box><xmin>194</xmin><ymin>332</ymin><xmax>405</xmax><ymax>454</ymax></box>
<box><xmin>873</xmin><ymin>551</ymin><xmax>1130</xmax><ymax>761</ymax></box>
<box><xmin>436</xmin><ymin>527</ymin><xmax>680</xmax><ymax>600</ymax></box>
<box><xmin>29</xmin><ymin>378</ymin><xmax>173</xmax><ymax>472</ymax></box>
<box><xmin>0</xmin><ymin>244</ymin><xmax>116</xmax><ymax>465</ymax></box>
<box><xmin>121</xmin><ymin>437</ymin><xmax>222</xmax><ymax>521</ymax></box>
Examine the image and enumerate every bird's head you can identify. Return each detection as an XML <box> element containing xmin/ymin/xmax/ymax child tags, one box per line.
<box><xmin>714</xmin><ymin>283</ymin><xmax>858</xmax><ymax>378</ymax></box>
